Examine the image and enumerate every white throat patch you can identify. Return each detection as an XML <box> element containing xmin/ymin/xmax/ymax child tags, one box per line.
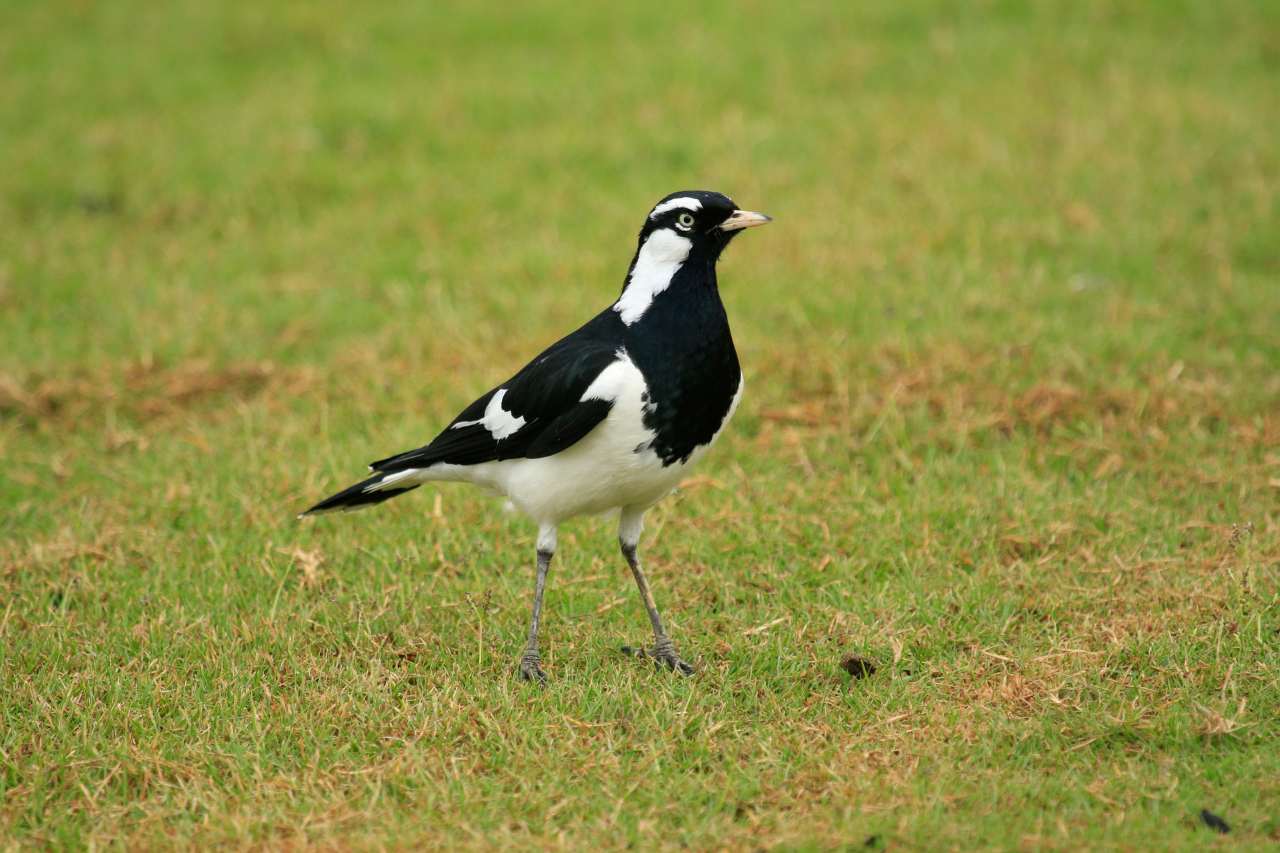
<box><xmin>613</xmin><ymin>228</ymin><xmax>692</xmax><ymax>325</ymax></box>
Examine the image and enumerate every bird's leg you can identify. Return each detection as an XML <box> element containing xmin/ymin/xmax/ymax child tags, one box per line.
<box><xmin>517</xmin><ymin>525</ymin><xmax>556</xmax><ymax>684</ymax></box>
<box><xmin>618</xmin><ymin>509</ymin><xmax>694</xmax><ymax>675</ymax></box>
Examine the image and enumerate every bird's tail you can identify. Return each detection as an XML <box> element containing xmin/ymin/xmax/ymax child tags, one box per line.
<box><xmin>298</xmin><ymin>469</ymin><xmax>422</xmax><ymax>517</ymax></box>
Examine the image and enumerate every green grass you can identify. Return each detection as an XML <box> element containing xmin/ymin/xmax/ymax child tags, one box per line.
<box><xmin>3</xmin><ymin>0</ymin><xmax>1278</xmax><ymax>848</ymax></box>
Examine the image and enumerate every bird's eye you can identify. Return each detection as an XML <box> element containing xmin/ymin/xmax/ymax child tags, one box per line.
<box><xmin>675</xmin><ymin>212</ymin><xmax>695</xmax><ymax>231</ymax></box>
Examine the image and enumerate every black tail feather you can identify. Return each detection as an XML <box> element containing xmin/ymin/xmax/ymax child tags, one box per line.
<box><xmin>299</xmin><ymin>474</ymin><xmax>420</xmax><ymax>517</ymax></box>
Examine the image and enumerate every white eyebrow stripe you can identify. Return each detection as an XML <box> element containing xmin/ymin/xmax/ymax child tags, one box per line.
<box><xmin>648</xmin><ymin>197</ymin><xmax>703</xmax><ymax>219</ymax></box>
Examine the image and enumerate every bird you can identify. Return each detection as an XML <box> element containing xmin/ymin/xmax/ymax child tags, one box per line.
<box><xmin>300</xmin><ymin>190</ymin><xmax>771</xmax><ymax>682</ymax></box>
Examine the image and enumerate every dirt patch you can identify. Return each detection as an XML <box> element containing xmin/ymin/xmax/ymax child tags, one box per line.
<box><xmin>752</xmin><ymin>342</ymin><xmax>1276</xmax><ymax>447</ymax></box>
<box><xmin>0</xmin><ymin>359</ymin><xmax>310</xmax><ymax>428</ymax></box>
<box><xmin>840</xmin><ymin>653</ymin><xmax>878</xmax><ymax>679</ymax></box>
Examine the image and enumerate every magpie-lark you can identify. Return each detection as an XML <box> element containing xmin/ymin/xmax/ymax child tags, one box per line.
<box><xmin>301</xmin><ymin>190</ymin><xmax>770</xmax><ymax>682</ymax></box>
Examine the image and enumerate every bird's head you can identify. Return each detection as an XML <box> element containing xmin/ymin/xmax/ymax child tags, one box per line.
<box><xmin>636</xmin><ymin>190</ymin><xmax>771</xmax><ymax>260</ymax></box>
<box><xmin>614</xmin><ymin>190</ymin><xmax>770</xmax><ymax>325</ymax></box>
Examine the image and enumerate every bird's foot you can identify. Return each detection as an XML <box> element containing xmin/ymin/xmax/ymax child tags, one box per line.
<box><xmin>620</xmin><ymin>638</ymin><xmax>695</xmax><ymax>675</ymax></box>
<box><xmin>517</xmin><ymin>650</ymin><xmax>547</xmax><ymax>684</ymax></box>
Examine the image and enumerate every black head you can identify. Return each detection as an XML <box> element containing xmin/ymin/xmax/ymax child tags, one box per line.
<box><xmin>614</xmin><ymin>189</ymin><xmax>770</xmax><ymax>325</ymax></box>
<box><xmin>637</xmin><ymin>190</ymin><xmax>771</xmax><ymax>259</ymax></box>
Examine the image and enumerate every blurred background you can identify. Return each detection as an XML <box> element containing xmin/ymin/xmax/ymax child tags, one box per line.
<box><xmin>1</xmin><ymin>0</ymin><xmax>1277</xmax><ymax>847</ymax></box>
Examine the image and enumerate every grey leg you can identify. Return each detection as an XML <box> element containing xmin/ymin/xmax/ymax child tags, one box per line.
<box><xmin>617</xmin><ymin>508</ymin><xmax>694</xmax><ymax>675</ymax></box>
<box><xmin>518</xmin><ymin>525</ymin><xmax>556</xmax><ymax>684</ymax></box>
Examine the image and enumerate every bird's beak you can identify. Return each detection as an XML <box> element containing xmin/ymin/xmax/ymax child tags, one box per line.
<box><xmin>718</xmin><ymin>210</ymin><xmax>773</xmax><ymax>232</ymax></box>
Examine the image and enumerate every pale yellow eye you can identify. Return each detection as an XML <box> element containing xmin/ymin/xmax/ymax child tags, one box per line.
<box><xmin>676</xmin><ymin>212</ymin><xmax>695</xmax><ymax>231</ymax></box>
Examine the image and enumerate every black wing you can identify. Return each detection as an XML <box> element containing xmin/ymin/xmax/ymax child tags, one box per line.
<box><xmin>369</xmin><ymin>319</ymin><xmax>623</xmax><ymax>474</ymax></box>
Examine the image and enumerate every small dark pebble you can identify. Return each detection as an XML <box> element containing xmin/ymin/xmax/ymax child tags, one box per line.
<box><xmin>76</xmin><ymin>192</ymin><xmax>123</xmax><ymax>216</ymax></box>
<box><xmin>840</xmin><ymin>654</ymin><xmax>877</xmax><ymax>679</ymax></box>
<box><xmin>1200</xmin><ymin>809</ymin><xmax>1230</xmax><ymax>834</ymax></box>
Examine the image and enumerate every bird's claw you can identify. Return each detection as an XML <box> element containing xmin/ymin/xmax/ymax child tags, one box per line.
<box><xmin>621</xmin><ymin>642</ymin><xmax>695</xmax><ymax>675</ymax></box>
<box><xmin>517</xmin><ymin>653</ymin><xmax>547</xmax><ymax>684</ymax></box>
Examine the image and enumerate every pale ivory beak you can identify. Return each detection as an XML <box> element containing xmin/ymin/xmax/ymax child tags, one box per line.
<box><xmin>718</xmin><ymin>209</ymin><xmax>773</xmax><ymax>232</ymax></box>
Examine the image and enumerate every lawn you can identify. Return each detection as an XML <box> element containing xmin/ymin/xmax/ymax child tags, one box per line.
<box><xmin>2</xmin><ymin>0</ymin><xmax>1278</xmax><ymax>848</ymax></box>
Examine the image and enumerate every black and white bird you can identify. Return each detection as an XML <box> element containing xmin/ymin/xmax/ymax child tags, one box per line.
<box><xmin>301</xmin><ymin>190</ymin><xmax>770</xmax><ymax>682</ymax></box>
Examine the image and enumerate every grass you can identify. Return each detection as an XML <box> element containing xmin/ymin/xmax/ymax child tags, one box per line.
<box><xmin>2</xmin><ymin>0</ymin><xmax>1278</xmax><ymax>847</ymax></box>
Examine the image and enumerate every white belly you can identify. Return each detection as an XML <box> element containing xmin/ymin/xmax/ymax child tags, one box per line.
<box><xmin>457</xmin><ymin>356</ymin><xmax>741</xmax><ymax>525</ymax></box>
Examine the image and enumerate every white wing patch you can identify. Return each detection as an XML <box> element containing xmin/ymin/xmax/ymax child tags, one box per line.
<box><xmin>451</xmin><ymin>388</ymin><xmax>527</xmax><ymax>440</ymax></box>
<box><xmin>580</xmin><ymin>350</ymin><xmax>646</xmax><ymax>403</ymax></box>
<box><xmin>649</xmin><ymin>196</ymin><xmax>703</xmax><ymax>219</ymax></box>
<box><xmin>612</xmin><ymin>228</ymin><xmax>692</xmax><ymax>325</ymax></box>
